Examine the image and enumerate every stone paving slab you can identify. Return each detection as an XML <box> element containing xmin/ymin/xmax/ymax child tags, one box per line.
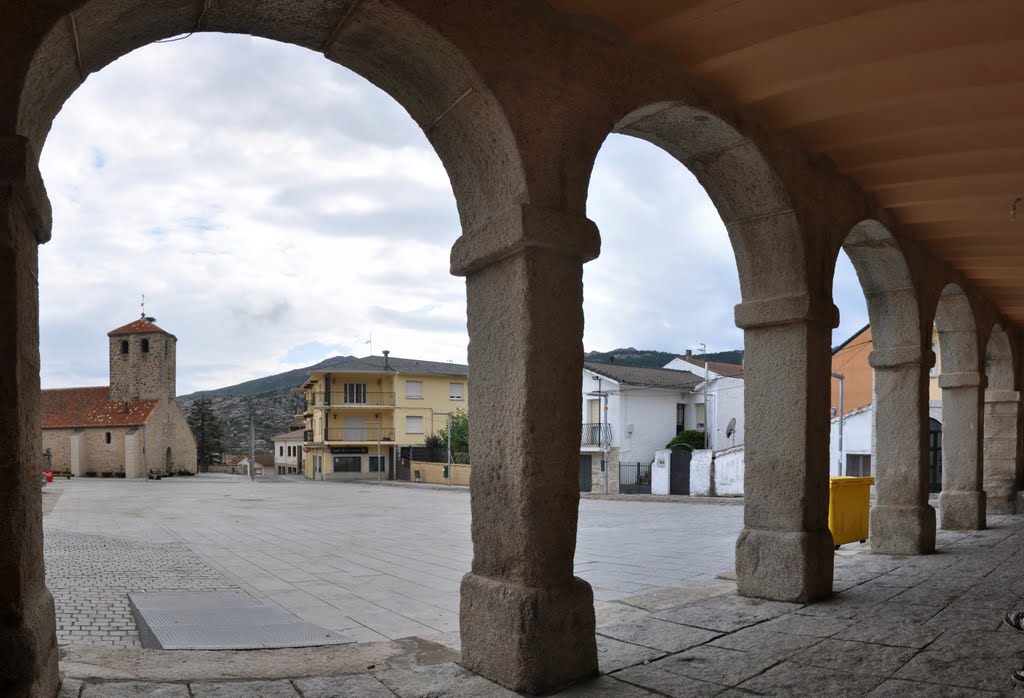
<box><xmin>44</xmin><ymin>477</ymin><xmax>743</xmax><ymax>647</ymax></box>
<box><xmin>50</xmin><ymin>483</ymin><xmax>1024</xmax><ymax>696</ymax></box>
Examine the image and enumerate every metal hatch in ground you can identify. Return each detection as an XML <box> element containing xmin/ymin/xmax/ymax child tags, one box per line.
<box><xmin>128</xmin><ymin>591</ymin><xmax>351</xmax><ymax>650</ymax></box>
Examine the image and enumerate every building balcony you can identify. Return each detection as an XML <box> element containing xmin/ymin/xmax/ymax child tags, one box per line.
<box><xmin>309</xmin><ymin>391</ymin><xmax>395</xmax><ymax>408</ymax></box>
<box><xmin>581</xmin><ymin>423</ymin><xmax>612</xmax><ymax>447</ymax></box>
<box><xmin>323</xmin><ymin>427</ymin><xmax>396</xmax><ymax>442</ymax></box>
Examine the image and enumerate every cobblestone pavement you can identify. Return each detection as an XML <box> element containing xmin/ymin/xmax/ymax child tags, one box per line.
<box><xmin>58</xmin><ymin>513</ymin><xmax>1024</xmax><ymax>696</ymax></box>
<box><xmin>45</xmin><ymin>529</ymin><xmax>241</xmax><ymax>647</ymax></box>
<box><xmin>43</xmin><ymin>476</ymin><xmax>742</xmax><ymax>647</ymax></box>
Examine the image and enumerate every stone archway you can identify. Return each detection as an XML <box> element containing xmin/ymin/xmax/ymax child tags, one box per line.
<box><xmin>933</xmin><ymin>283</ymin><xmax>986</xmax><ymax>530</ymax></box>
<box><xmin>839</xmin><ymin>220</ymin><xmax>934</xmax><ymax>554</ymax></box>
<box><xmin>606</xmin><ymin>104</ymin><xmax>833</xmax><ymax>603</ymax></box>
<box><xmin>983</xmin><ymin>324</ymin><xmax>1020</xmax><ymax>513</ymax></box>
<box><xmin>2</xmin><ymin>3</ymin><xmax>550</xmax><ymax>695</ymax></box>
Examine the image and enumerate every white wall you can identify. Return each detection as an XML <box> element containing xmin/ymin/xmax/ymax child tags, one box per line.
<box><xmin>828</xmin><ymin>405</ymin><xmax>873</xmax><ymax>477</ymax></box>
<box><xmin>707</xmin><ymin>377</ymin><xmax>744</xmax><ymax>451</ymax></box>
<box><xmin>618</xmin><ymin>386</ymin><xmax>694</xmax><ymax>463</ymax></box>
<box><xmin>273</xmin><ymin>438</ymin><xmax>302</xmax><ymax>467</ymax></box>
<box><xmin>690</xmin><ymin>446</ymin><xmax>745</xmax><ymax>496</ymax></box>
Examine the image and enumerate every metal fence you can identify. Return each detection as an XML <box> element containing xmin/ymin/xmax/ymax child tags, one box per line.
<box><xmin>619</xmin><ymin>461</ymin><xmax>652</xmax><ymax>495</ymax></box>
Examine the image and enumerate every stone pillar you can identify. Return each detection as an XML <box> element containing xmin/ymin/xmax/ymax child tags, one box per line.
<box><xmin>983</xmin><ymin>389</ymin><xmax>1020</xmax><ymax>514</ymax></box>
<box><xmin>867</xmin><ymin>346</ymin><xmax>936</xmax><ymax>554</ymax></box>
<box><xmin>938</xmin><ymin>371</ymin><xmax>987</xmax><ymax>529</ymax></box>
<box><xmin>451</xmin><ymin>205</ymin><xmax>600</xmax><ymax>694</ymax></box>
<box><xmin>0</xmin><ymin>135</ymin><xmax>60</xmax><ymax>696</ymax></box>
<box><xmin>733</xmin><ymin>294</ymin><xmax>834</xmax><ymax>603</ymax></box>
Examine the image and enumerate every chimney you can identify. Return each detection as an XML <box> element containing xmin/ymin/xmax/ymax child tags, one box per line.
<box><xmin>609</xmin><ymin>355</ymin><xmax>615</xmax><ymax>363</ymax></box>
<box><xmin>383</xmin><ymin>350</ymin><xmax>390</xmax><ymax>369</ymax></box>
<box><xmin>685</xmin><ymin>349</ymin><xmax>692</xmax><ymax>358</ymax></box>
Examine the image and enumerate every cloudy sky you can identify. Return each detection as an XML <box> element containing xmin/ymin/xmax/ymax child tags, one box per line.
<box><xmin>39</xmin><ymin>34</ymin><xmax>868</xmax><ymax>396</ymax></box>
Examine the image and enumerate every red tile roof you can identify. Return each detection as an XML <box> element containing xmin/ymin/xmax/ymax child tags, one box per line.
<box><xmin>41</xmin><ymin>387</ymin><xmax>159</xmax><ymax>429</ymax></box>
<box><xmin>108</xmin><ymin>317</ymin><xmax>175</xmax><ymax>338</ymax></box>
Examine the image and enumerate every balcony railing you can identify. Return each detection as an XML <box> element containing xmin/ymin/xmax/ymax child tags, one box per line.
<box><xmin>324</xmin><ymin>427</ymin><xmax>396</xmax><ymax>442</ymax></box>
<box><xmin>581</xmin><ymin>423</ymin><xmax>612</xmax><ymax>447</ymax></box>
<box><xmin>309</xmin><ymin>391</ymin><xmax>395</xmax><ymax>407</ymax></box>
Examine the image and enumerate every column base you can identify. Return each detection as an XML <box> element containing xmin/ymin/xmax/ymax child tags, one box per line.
<box><xmin>459</xmin><ymin>572</ymin><xmax>598</xmax><ymax>695</ymax></box>
<box><xmin>0</xmin><ymin>585</ymin><xmax>59</xmax><ymax>697</ymax></box>
<box><xmin>939</xmin><ymin>490</ymin><xmax>987</xmax><ymax>530</ymax></box>
<box><xmin>984</xmin><ymin>479</ymin><xmax>1017</xmax><ymax>514</ymax></box>
<box><xmin>735</xmin><ymin>528</ymin><xmax>833</xmax><ymax>603</ymax></box>
<box><xmin>869</xmin><ymin>504</ymin><xmax>936</xmax><ymax>554</ymax></box>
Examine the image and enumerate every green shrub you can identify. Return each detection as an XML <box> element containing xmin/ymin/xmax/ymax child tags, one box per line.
<box><xmin>666</xmin><ymin>429</ymin><xmax>706</xmax><ymax>451</ymax></box>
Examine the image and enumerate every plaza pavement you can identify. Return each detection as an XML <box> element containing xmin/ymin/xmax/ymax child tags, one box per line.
<box><xmin>50</xmin><ymin>478</ymin><xmax>1024</xmax><ymax>696</ymax></box>
<box><xmin>43</xmin><ymin>474</ymin><xmax>742</xmax><ymax>648</ymax></box>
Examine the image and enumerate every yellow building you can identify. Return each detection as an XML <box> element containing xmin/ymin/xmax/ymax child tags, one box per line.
<box><xmin>298</xmin><ymin>351</ymin><xmax>468</xmax><ymax>481</ymax></box>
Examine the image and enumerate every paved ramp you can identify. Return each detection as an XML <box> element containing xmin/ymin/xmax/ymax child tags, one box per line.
<box><xmin>128</xmin><ymin>592</ymin><xmax>350</xmax><ymax>650</ymax></box>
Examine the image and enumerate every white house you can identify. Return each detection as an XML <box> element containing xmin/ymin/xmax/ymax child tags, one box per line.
<box><xmin>272</xmin><ymin>427</ymin><xmax>304</xmax><ymax>475</ymax></box>
<box><xmin>663</xmin><ymin>350</ymin><xmax>745</xmax><ymax>452</ymax></box>
<box><xmin>829</xmin><ymin>402</ymin><xmax>944</xmax><ymax>492</ymax></box>
<box><xmin>579</xmin><ymin>361</ymin><xmax>703</xmax><ymax>493</ymax></box>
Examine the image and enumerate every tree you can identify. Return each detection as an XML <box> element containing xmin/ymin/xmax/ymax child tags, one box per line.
<box><xmin>187</xmin><ymin>397</ymin><xmax>224</xmax><ymax>472</ymax></box>
<box><xmin>435</xmin><ymin>409</ymin><xmax>469</xmax><ymax>463</ymax></box>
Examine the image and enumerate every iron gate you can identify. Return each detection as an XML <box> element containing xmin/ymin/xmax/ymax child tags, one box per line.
<box><xmin>670</xmin><ymin>447</ymin><xmax>692</xmax><ymax>495</ymax></box>
<box><xmin>619</xmin><ymin>461</ymin><xmax>652</xmax><ymax>494</ymax></box>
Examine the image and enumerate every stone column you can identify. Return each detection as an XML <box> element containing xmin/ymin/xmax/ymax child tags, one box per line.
<box><xmin>938</xmin><ymin>371</ymin><xmax>987</xmax><ymax>529</ymax></box>
<box><xmin>0</xmin><ymin>135</ymin><xmax>60</xmax><ymax>696</ymax></box>
<box><xmin>983</xmin><ymin>389</ymin><xmax>1020</xmax><ymax>514</ymax></box>
<box><xmin>451</xmin><ymin>205</ymin><xmax>600</xmax><ymax>694</ymax></box>
<box><xmin>868</xmin><ymin>346</ymin><xmax>936</xmax><ymax>554</ymax></box>
<box><xmin>734</xmin><ymin>294</ymin><xmax>834</xmax><ymax>603</ymax></box>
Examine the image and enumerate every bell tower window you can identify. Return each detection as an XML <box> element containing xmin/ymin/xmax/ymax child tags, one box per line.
<box><xmin>141</xmin><ymin>339</ymin><xmax>150</xmax><ymax>353</ymax></box>
<box><xmin>120</xmin><ymin>340</ymin><xmax>129</xmax><ymax>354</ymax></box>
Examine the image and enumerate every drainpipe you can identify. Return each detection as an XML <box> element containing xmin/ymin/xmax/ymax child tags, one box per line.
<box><xmin>832</xmin><ymin>372</ymin><xmax>845</xmax><ymax>476</ymax></box>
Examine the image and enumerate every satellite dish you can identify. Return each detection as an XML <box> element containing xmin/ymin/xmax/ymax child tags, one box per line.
<box><xmin>725</xmin><ymin>417</ymin><xmax>737</xmax><ymax>438</ymax></box>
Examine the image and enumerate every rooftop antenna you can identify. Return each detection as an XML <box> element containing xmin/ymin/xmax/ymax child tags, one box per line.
<box><xmin>364</xmin><ymin>330</ymin><xmax>373</xmax><ymax>357</ymax></box>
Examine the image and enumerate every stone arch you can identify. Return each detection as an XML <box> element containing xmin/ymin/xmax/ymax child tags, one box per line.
<box><xmin>11</xmin><ymin>0</ymin><xmax>527</xmax><ymax>237</ymax></box>
<box><xmin>983</xmin><ymin>323</ymin><xmax>1020</xmax><ymax>514</ymax></box>
<box><xmin>985</xmin><ymin>324</ymin><xmax>1015</xmax><ymax>392</ymax></box>
<box><xmin>932</xmin><ymin>283</ymin><xmax>986</xmax><ymax>530</ymax></box>
<box><xmin>837</xmin><ymin>220</ymin><xmax>934</xmax><ymax>554</ymax></box>
<box><xmin>839</xmin><ymin>220</ymin><xmax>919</xmax><ymax>351</ymax></box>
<box><xmin>611</xmin><ymin>103</ymin><xmax>806</xmax><ymax>306</ymax></box>
<box><xmin>593</xmin><ymin>104</ymin><xmax>831</xmax><ymax>603</ymax></box>
<box><xmin>933</xmin><ymin>283</ymin><xmax>979</xmax><ymax>375</ymax></box>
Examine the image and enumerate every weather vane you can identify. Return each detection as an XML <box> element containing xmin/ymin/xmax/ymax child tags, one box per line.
<box><xmin>140</xmin><ymin>293</ymin><xmax>146</xmax><ymax>318</ymax></box>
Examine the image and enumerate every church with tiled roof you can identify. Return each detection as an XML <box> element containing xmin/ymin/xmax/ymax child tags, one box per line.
<box><xmin>41</xmin><ymin>316</ymin><xmax>197</xmax><ymax>478</ymax></box>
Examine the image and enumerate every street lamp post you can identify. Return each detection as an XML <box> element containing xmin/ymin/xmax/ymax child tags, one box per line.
<box><xmin>589</xmin><ymin>375</ymin><xmax>610</xmax><ymax>494</ymax></box>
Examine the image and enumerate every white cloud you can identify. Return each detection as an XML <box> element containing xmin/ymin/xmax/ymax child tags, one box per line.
<box><xmin>38</xmin><ymin>33</ymin><xmax>868</xmax><ymax>394</ymax></box>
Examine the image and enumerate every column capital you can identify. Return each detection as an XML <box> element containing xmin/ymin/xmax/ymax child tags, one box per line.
<box><xmin>869</xmin><ymin>345</ymin><xmax>932</xmax><ymax>370</ymax></box>
<box><xmin>734</xmin><ymin>293</ymin><xmax>834</xmax><ymax>330</ymax></box>
<box><xmin>938</xmin><ymin>371</ymin><xmax>986</xmax><ymax>390</ymax></box>
<box><xmin>450</xmin><ymin>204</ymin><xmax>599</xmax><ymax>277</ymax></box>
<box><xmin>984</xmin><ymin>389</ymin><xmax>1020</xmax><ymax>404</ymax></box>
<box><xmin>0</xmin><ymin>135</ymin><xmax>51</xmax><ymax>243</ymax></box>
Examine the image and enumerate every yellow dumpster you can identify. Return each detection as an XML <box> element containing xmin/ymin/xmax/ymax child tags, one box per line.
<box><xmin>828</xmin><ymin>476</ymin><xmax>874</xmax><ymax>548</ymax></box>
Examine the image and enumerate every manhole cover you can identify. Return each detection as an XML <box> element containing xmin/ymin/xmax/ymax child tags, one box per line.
<box><xmin>128</xmin><ymin>592</ymin><xmax>350</xmax><ymax>650</ymax></box>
